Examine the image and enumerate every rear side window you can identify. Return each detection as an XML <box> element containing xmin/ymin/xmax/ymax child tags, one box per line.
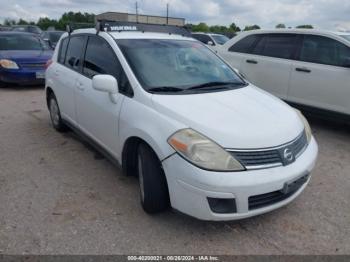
<box><xmin>299</xmin><ymin>35</ymin><xmax>350</xmax><ymax>67</ymax></box>
<box><xmin>64</xmin><ymin>36</ymin><xmax>85</xmax><ymax>71</ymax></box>
<box><xmin>58</xmin><ymin>38</ymin><xmax>68</xmax><ymax>64</ymax></box>
<box><xmin>83</xmin><ymin>36</ymin><xmax>132</xmax><ymax>96</ymax></box>
<box><xmin>192</xmin><ymin>34</ymin><xmax>212</xmax><ymax>45</ymax></box>
<box><xmin>252</xmin><ymin>34</ymin><xmax>297</xmax><ymax>59</ymax></box>
<box><xmin>229</xmin><ymin>35</ymin><xmax>259</xmax><ymax>53</ymax></box>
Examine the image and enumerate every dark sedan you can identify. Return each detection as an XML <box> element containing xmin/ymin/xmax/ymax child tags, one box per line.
<box><xmin>0</xmin><ymin>32</ymin><xmax>53</xmax><ymax>87</ymax></box>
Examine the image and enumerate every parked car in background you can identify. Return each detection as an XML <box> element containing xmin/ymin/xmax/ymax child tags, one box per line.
<box><xmin>45</xmin><ymin>23</ymin><xmax>318</xmax><ymax>221</ymax></box>
<box><xmin>192</xmin><ymin>33</ymin><xmax>230</xmax><ymax>51</ymax></box>
<box><xmin>0</xmin><ymin>26</ymin><xmax>12</xmax><ymax>31</ymax></box>
<box><xmin>0</xmin><ymin>32</ymin><xmax>53</xmax><ymax>87</ymax></box>
<box><xmin>41</xmin><ymin>30</ymin><xmax>64</xmax><ymax>49</ymax></box>
<box><xmin>11</xmin><ymin>25</ymin><xmax>42</xmax><ymax>35</ymax></box>
<box><xmin>219</xmin><ymin>29</ymin><xmax>350</xmax><ymax>121</ymax></box>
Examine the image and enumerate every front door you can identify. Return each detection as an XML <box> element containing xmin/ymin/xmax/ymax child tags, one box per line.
<box><xmin>75</xmin><ymin>35</ymin><xmax>129</xmax><ymax>158</ymax></box>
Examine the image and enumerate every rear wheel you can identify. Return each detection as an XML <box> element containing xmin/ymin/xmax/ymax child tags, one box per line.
<box><xmin>48</xmin><ymin>93</ymin><xmax>68</xmax><ymax>132</ymax></box>
<box><xmin>137</xmin><ymin>143</ymin><xmax>170</xmax><ymax>214</ymax></box>
<box><xmin>0</xmin><ymin>81</ymin><xmax>6</xmax><ymax>88</ymax></box>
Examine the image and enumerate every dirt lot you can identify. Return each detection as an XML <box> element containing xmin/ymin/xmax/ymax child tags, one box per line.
<box><xmin>0</xmin><ymin>86</ymin><xmax>349</xmax><ymax>255</ymax></box>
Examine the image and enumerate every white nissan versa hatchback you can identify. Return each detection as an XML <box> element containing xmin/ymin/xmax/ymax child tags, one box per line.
<box><xmin>45</xmin><ymin>22</ymin><xmax>318</xmax><ymax>221</ymax></box>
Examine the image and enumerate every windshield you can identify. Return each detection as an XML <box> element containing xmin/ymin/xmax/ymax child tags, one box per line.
<box><xmin>211</xmin><ymin>35</ymin><xmax>230</xmax><ymax>45</ymax></box>
<box><xmin>116</xmin><ymin>39</ymin><xmax>244</xmax><ymax>92</ymax></box>
<box><xmin>0</xmin><ymin>34</ymin><xmax>50</xmax><ymax>51</ymax></box>
<box><xmin>48</xmin><ymin>32</ymin><xmax>64</xmax><ymax>43</ymax></box>
<box><xmin>341</xmin><ymin>35</ymin><xmax>350</xmax><ymax>42</ymax></box>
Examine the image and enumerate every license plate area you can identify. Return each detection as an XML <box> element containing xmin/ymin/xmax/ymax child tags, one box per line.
<box><xmin>281</xmin><ymin>173</ymin><xmax>309</xmax><ymax>195</ymax></box>
<box><xmin>36</xmin><ymin>71</ymin><xmax>45</xmax><ymax>79</ymax></box>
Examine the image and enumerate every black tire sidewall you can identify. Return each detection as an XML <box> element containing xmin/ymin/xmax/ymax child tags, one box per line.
<box><xmin>49</xmin><ymin>94</ymin><xmax>67</xmax><ymax>132</ymax></box>
<box><xmin>138</xmin><ymin>143</ymin><xmax>170</xmax><ymax>213</ymax></box>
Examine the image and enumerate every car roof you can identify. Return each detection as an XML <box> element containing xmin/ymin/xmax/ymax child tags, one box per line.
<box><xmin>71</xmin><ymin>28</ymin><xmax>195</xmax><ymax>41</ymax></box>
<box><xmin>192</xmin><ymin>32</ymin><xmax>224</xmax><ymax>36</ymax></box>
<box><xmin>0</xmin><ymin>31</ymin><xmax>38</xmax><ymax>36</ymax></box>
<box><xmin>239</xmin><ymin>29</ymin><xmax>349</xmax><ymax>38</ymax></box>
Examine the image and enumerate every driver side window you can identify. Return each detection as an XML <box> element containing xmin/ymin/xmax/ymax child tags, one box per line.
<box><xmin>83</xmin><ymin>36</ymin><xmax>132</xmax><ymax>96</ymax></box>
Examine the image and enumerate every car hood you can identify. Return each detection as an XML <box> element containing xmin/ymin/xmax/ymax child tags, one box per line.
<box><xmin>0</xmin><ymin>50</ymin><xmax>53</xmax><ymax>62</ymax></box>
<box><xmin>151</xmin><ymin>85</ymin><xmax>304</xmax><ymax>149</ymax></box>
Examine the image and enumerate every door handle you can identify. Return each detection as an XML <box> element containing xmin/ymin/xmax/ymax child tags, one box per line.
<box><xmin>54</xmin><ymin>70</ymin><xmax>60</xmax><ymax>76</ymax></box>
<box><xmin>295</xmin><ymin>67</ymin><xmax>311</xmax><ymax>73</ymax></box>
<box><xmin>246</xmin><ymin>59</ymin><xmax>258</xmax><ymax>64</ymax></box>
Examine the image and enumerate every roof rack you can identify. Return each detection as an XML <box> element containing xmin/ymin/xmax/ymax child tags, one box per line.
<box><xmin>66</xmin><ymin>22</ymin><xmax>95</xmax><ymax>35</ymax></box>
<box><xmin>95</xmin><ymin>20</ymin><xmax>191</xmax><ymax>37</ymax></box>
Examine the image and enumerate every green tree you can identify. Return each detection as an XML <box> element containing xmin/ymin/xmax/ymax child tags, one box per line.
<box><xmin>276</xmin><ymin>23</ymin><xmax>286</xmax><ymax>29</ymax></box>
<box><xmin>17</xmin><ymin>19</ymin><xmax>29</xmax><ymax>25</ymax></box>
<box><xmin>243</xmin><ymin>24</ymin><xmax>261</xmax><ymax>31</ymax></box>
<box><xmin>37</xmin><ymin>17</ymin><xmax>59</xmax><ymax>30</ymax></box>
<box><xmin>296</xmin><ymin>24</ymin><xmax>313</xmax><ymax>29</ymax></box>
<box><xmin>4</xmin><ymin>19</ymin><xmax>16</xmax><ymax>26</ymax></box>
<box><xmin>229</xmin><ymin>22</ymin><xmax>241</xmax><ymax>32</ymax></box>
<box><xmin>191</xmin><ymin>22</ymin><xmax>209</xmax><ymax>32</ymax></box>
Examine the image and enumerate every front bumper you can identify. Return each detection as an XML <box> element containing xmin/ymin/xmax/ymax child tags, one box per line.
<box><xmin>162</xmin><ymin>137</ymin><xmax>318</xmax><ymax>221</ymax></box>
<box><xmin>0</xmin><ymin>69</ymin><xmax>45</xmax><ymax>85</ymax></box>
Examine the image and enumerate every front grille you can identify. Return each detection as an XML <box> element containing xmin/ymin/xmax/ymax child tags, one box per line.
<box><xmin>248</xmin><ymin>175</ymin><xmax>308</xmax><ymax>210</ymax></box>
<box><xmin>19</xmin><ymin>63</ymin><xmax>46</xmax><ymax>70</ymax></box>
<box><xmin>229</xmin><ymin>131</ymin><xmax>308</xmax><ymax>170</ymax></box>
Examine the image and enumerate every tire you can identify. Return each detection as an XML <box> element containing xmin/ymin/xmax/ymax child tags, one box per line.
<box><xmin>137</xmin><ymin>143</ymin><xmax>170</xmax><ymax>214</ymax></box>
<box><xmin>0</xmin><ymin>81</ymin><xmax>6</xmax><ymax>88</ymax></box>
<box><xmin>48</xmin><ymin>93</ymin><xmax>68</xmax><ymax>132</ymax></box>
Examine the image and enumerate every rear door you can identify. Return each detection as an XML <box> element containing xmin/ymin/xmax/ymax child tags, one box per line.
<box><xmin>239</xmin><ymin>33</ymin><xmax>299</xmax><ymax>99</ymax></box>
<box><xmin>219</xmin><ymin>34</ymin><xmax>259</xmax><ymax>72</ymax></box>
<box><xmin>76</xmin><ymin>35</ymin><xmax>131</xmax><ymax>157</ymax></box>
<box><xmin>288</xmin><ymin>34</ymin><xmax>350</xmax><ymax>114</ymax></box>
<box><xmin>53</xmin><ymin>35</ymin><xmax>86</xmax><ymax>125</ymax></box>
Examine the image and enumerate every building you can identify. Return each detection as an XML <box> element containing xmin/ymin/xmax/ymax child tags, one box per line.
<box><xmin>95</xmin><ymin>12</ymin><xmax>185</xmax><ymax>27</ymax></box>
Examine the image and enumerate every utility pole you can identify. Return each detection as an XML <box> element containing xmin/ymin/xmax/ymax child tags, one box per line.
<box><xmin>166</xmin><ymin>3</ymin><xmax>169</xmax><ymax>25</ymax></box>
<box><xmin>135</xmin><ymin>1</ymin><xmax>139</xmax><ymax>23</ymax></box>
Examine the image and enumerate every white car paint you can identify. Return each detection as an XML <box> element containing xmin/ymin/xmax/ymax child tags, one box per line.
<box><xmin>46</xmin><ymin>28</ymin><xmax>318</xmax><ymax>221</ymax></box>
<box><xmin>218</xmin><ymin>29</ymin><xmax>350</xmax><ymax>116</ymax></box>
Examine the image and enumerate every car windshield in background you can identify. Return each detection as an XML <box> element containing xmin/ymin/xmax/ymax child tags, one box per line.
<box><xmin>0</xmin><ymin>35</ymin><xmax>49</xmax><ymax>51</ymax></box>
<box><xmin>48</xmin><ymin>32</ymin><xmax>64</xmax><ymax>43</ymax></box>
<box><xmin>341</xmin><ymin>35</ymin><xmax>350</xmax><ymax>42</ymax></box>
<box><xmin>211</xmin><ymin>35</ymin><xmax>230</xmax><ymax>45</ymax></box>
<box><xmin>116</xmin><ymin>39</ymin><xmax>245</xmax><ymax>93</ymax></box>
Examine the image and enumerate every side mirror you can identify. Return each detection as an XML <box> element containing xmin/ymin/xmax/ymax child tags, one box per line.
<box><xmin>342</xmin><ymin>57</ymin><xmax>350</xmax><ymax>68</ymax></box>
<box><xmin>92</xmin><ymin>75</ymin><xmax>118</xmax><ymax>94</ymax></box>
<box><xmin>207</xmin><ymin>40</ymin><xmax>215</xmax><ymax>46</ymax></box>
<box><xmin>43</xmin><ymin>38</ymin><xmax>52</xmax><ymax>48</ymax></box>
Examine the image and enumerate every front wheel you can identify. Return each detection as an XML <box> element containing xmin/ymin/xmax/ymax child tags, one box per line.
<box><xmin>48</xmin><ymin>94</ymin><xmax>68</xmax><ymax>132</ymax></box>
<box><xmin>137</xmin><ymin>143</ymin><xmax>170</xmax><ymax>214</ymax></box>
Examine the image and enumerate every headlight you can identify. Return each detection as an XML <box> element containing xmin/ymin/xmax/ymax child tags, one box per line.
<box><xmin>296</xmin><ymin>109</ymin><xmax>312</xmax><ymax>143</ymax></box>
<box><xmin>168</xmin><ymin>129</ymin><xmax>244</xmax><ymax>172</ymax></box>
<box><xmin>0</xmin><ymin>59</ymin><xmax>19</xmax><ymax>69</ymax></box>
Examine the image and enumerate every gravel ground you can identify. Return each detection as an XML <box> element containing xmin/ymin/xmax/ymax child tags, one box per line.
<box><xmin>0</xmin><ymin>86</ymin><xmax>349</xmax><ymax>255</ymax></box>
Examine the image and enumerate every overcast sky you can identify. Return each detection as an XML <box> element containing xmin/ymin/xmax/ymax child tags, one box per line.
<box><xmin>0</xmin><ymin>0</ymin><xmax>349</xmax><ymax>31</ymax></box>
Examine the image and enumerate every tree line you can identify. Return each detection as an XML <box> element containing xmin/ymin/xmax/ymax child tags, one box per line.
<box><xmin>0</xmin><ymin>11</ymin><xmax>313</xmax><ymax>33</ymax></box>
<box><xmin>1</xmin><ymin>12</ymin><xmax>95</xmax><ymax>30</ymax></box>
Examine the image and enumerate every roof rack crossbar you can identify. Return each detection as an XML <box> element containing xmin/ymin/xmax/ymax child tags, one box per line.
<box><xmin>96</xmin><ymin>20</ymin><xmax>191</xmax><ymax>37</ymax></box>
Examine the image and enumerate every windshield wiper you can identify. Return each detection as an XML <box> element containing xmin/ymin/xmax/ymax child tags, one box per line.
<box><xmin>187</xmin><ymin>81</ymin><xmax>244</xmax><ymax>91</ymax></box>
<box><xmin>148</xmin><ymin>86</ymin><xmax>184</xmax><ymax>93</ymax></box>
